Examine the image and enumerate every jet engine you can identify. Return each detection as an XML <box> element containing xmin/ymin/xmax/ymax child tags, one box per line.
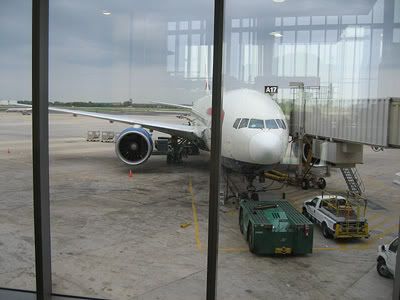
<box><xmin>115</xmin><ymin>128</ymin><xmax>153</xmax><ymax>165</ymax></box>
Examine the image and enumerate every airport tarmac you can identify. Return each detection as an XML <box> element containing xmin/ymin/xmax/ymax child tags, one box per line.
<box><xmin>0</xmin><ymin>111</ymin><xmax>399</xmax><ymax>299</ymax></box>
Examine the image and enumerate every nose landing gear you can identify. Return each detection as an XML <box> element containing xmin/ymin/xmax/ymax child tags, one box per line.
<box><xmin>245</xmin><ymin>175</ymin><xmax>260</xmax><ymax>201</ymax></box>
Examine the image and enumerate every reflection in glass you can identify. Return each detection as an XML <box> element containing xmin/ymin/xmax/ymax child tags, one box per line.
<box><xmin>396</xmin><ymin>0</ymin><xmax>400</xmax><ymax>22</ymax></box>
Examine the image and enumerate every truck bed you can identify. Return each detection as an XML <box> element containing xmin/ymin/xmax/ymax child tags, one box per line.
<box><xmin>319</xmin><ymin>206</ymin><xmax>366</xmax><ymax>223</ymax></box>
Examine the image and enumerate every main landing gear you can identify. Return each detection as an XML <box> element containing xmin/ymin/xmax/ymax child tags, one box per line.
<box><xmin>156</xmin><ymin>136</ymin><xmax>200</xmax><ymax>164</ymax></box>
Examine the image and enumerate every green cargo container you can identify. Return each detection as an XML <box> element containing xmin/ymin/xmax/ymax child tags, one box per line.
<box><xmin>239</xmin><ymin>199</ymin><xmax>313</xmax><ymax>255</ymax></box>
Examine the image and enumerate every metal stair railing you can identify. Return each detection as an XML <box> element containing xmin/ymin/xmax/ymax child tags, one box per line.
<box><xmin>340</xmin><ymin>167</ymin><xmax>365</xmax><ymax>196</ymax></box>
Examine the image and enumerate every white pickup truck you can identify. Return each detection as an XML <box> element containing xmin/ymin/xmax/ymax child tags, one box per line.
<box><xmin>302</xmin><ymin>195</ymin><xmax>369</xmax><ymax>239</ymax></box>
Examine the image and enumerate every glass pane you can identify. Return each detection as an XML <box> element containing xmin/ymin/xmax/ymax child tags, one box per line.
<box><xmin>49</xmin><ymin>0</ymin><xmax>212</xmax><ymax>298</ymax></box>
<box><xmin>297</xmin><ymin>16</ymin><xmax>310</xmax><ymax>26</ymax></box>
<box><xmin>220</xmin><ymin>0</ymin><xmax>400</xmax><ymax>299</ymax></box>
<box><xmin>0</xmin><ymin>0</ymin><xmax>35</xmax><ymax>291</ymax></box>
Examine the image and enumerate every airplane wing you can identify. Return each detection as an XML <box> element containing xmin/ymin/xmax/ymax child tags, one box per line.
<box><xmin>10</xmin><ymin>103</ymin><xmax>204</xmax><ymax>140</ymax></box>
<box><xmin>151</xmin><ymin>101</ymin><xmax>192</xmax><ymax>110</ymax></box>
<box><xmin>152</xmin><ymin>101</ymin><xmax>207</xmax><ymax>124</ymax></box>
<box><xmin>50</xmin><ymin>107</ymin><xmax>204</xmax><ymax>139</ymax></box>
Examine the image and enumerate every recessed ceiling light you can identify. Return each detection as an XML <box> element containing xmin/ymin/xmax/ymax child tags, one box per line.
<box><xmin>270</xmin><ymin>32</ymin><xmax>283</xmax><ymax>38</ymax></box>
<box><xmin>273</xmin><ymin>0</ymin><xmax>286</xmax><ymax>3</ymax></box>
<box><xmin>102</xmin><ymin>10</ymin><xmax>111</xmax><ymax>16</ymax></box>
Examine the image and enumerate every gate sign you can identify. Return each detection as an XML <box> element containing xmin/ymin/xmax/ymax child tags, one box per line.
<box><xmin>264</xmin><ymin>86</ymin><xmax>279</xmax><ymax>95</ymax></box>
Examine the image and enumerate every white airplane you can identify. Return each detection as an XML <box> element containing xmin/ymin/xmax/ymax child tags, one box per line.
<box><xmin>13</xmin><ymin>89</ymin><xmax>289</xmax><ymax>191</ymax></box>
<box><xmin>6</xmin><ymin>107</ymin><xmax>32</xmax><ymax>115</ymax></box>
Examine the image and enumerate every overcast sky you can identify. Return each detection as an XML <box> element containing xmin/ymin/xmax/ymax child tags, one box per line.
<box><xmin>1</xmin><ymin>0</ymin><xmax>396</xmax><ymax>103</ymax></box>
<box><xmin>0</xmin><ymin>0</ymin><xmax>216</xmax><ymax>103</ymax></box>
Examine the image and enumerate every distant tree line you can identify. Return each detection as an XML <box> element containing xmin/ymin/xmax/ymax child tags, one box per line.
<box><xmin>16</xmin><ymin>100</ymin><xmax>178</xmax><ymax>109</ymax></box>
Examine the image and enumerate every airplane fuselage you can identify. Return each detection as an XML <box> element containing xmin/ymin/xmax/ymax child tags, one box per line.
<box><xmin>10</xmin><ymin>89</ymin><xmax>289</xmax><ymax>173</ymax></box>
<box><xmin>192</xmin><ymin>89</ymin><xmax>289</xmax><ymax>173</ymax></box>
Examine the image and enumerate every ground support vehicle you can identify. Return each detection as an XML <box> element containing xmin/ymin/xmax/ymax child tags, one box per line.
<box><xmin>302</xmin><ymin>194</ymin><xmax>369</xmax><ymax>239</ymax></box>
<box><xmin>264</xmin><ymin>169</ymin><xmax>327</xmax><ymax>191</ymax></box>
<box><xmin>377</xmin><ymin>237</ymin><xmax>398</xmax><ymax>278</ymax></box>
<box><xmin>239</xmin><ymin>199</ymin><xmax>313</xmax><ymax>255</ymax></box>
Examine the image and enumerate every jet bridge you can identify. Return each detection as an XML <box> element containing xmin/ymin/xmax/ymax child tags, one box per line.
<box><xmin>284</xmin><ymin>84</ymin><xmax>400</xmax><ymax>163</ymax></box>
<box><xmin>293</xmin><ymin>95</ymin><xmax>400</xmax><ymax>149</ymax></box>
<box><xmin>277</xmin><ymin>84</ymin><xmax>400</xmax><ymax>194</ymax></box>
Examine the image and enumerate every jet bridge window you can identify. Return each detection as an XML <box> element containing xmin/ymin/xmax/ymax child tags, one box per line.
<box><xmin>265</xmin><ymin>119</ymin><xmax>279</xmax><ymax>129</ymax></box>
<box><xmin>248</xmin><ymin>119</ymin><xmax>264</xmax><ymax>129</ymax></box>
<box><xmin>238</xmin><ymin>118</ymin><xmax>249</xmax><ymax>129</ymax></box>
<box><xmin>233</xmin><ymin>118</ymin><xmax>241</xmax><ymax>129</ymax></box>
<box><xmin>276</xmin><ymin>119</ymin><xmax>287</xmax><ymax>129</ymax></box>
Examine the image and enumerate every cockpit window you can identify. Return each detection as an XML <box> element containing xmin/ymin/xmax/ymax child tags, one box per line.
<box><xmin>238</xmin><ymin>118</ymin><xmax>249</xmax><ymax>129</ymax></box>
<box><xmin>265</xmin><ymin>119</ymin><xmax>279</xmax><ymax>129</ymax></box>
<box><xmin>276</xmin><ymin>119</ymin><xmax>286</xmax><ymax>129</ymax></box>
<box><xmin>248</xmin><ymin>119</ymin><xmax>264</xmax><ymax>129</ymax></box>
<box><xmin>233</xmin><ymin>118</ymin><xmax>241</xmax><ymax>129</ymax></box>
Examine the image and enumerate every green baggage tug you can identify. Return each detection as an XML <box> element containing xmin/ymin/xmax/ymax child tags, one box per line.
<box><xmin>239</xmin><ymin>199</ymin><xmax>314</xmax><ymax>255</ymax></box>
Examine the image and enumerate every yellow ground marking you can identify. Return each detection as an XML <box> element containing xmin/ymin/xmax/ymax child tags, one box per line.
<box><xmin>180</xmin><ymin>222</ymin><xmax>192</xmax><ymax>229</ymax></box>
<box><xmin>188</xmin><ymin>177</ymin><xmax>202</xmax><ymax>252</ymax></box>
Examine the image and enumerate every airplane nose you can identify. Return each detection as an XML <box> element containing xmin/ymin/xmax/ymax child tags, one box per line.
<box><xmin>249</xmin><ymin>132</ymin><xmax>284</xmax><ymax>164</ymax></box>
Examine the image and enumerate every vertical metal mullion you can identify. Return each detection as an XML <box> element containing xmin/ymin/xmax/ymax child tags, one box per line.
<box><xmin>206</xmin><ymin>0</ymin><xmax>224</xmax><ymax>298</ymax></box>
<box><xmin>32</xmin><ymin>0</ymin><xmax>52</xmax><ymax>299</ymax></box>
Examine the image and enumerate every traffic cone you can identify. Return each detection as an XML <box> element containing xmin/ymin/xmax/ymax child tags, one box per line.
<box><xmin>129</xmin><ymin>169</ymin><xmax>133</xmax><ymax>178</ymax></box>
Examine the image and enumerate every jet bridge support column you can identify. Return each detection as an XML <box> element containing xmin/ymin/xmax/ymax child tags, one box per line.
<box><xmin>290</xmin><ymin>82</ymin><xmax>306</xmax><ymax>179</ymax></box>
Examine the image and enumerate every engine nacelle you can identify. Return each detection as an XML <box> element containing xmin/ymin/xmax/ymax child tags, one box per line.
<box><xmin>115</xmin><ymin>127</ymin><xmax>153</xmax><ymax>166</ymax></box>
